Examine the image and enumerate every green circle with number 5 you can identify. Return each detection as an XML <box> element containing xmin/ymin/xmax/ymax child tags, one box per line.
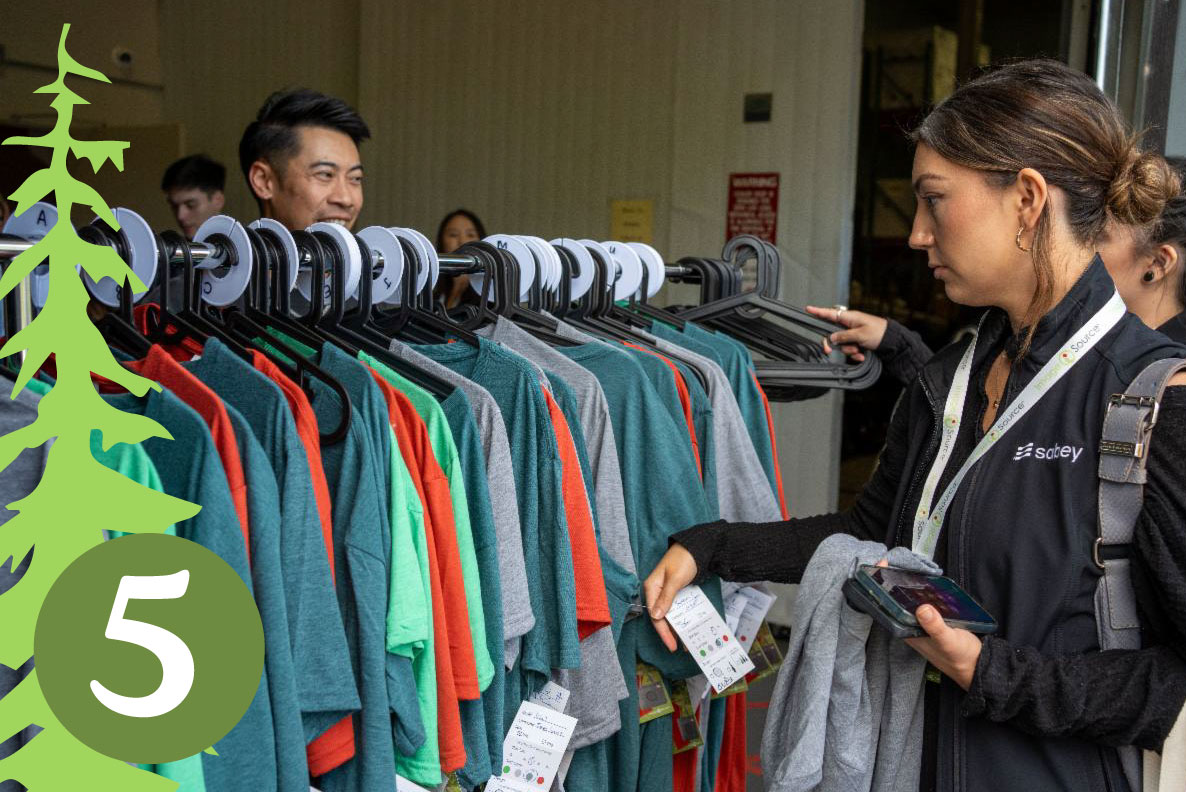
<box><xmin>35</xmin><ymin>533</ymin><xmax>264</xmax><ymax>763</ymax></box>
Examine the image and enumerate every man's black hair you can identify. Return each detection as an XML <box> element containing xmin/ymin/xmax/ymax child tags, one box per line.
<box><xmin>161</xmin><ymin>154</ymin><xmax>225</xmax><ymax>194</ymax></box>
<box><xmin>238</xmin><ymin>88</ymin><xmax>371</xmax><ymax>192</ymax></box>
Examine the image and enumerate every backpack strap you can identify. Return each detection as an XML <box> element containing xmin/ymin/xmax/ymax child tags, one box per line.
<box><xmin>1096</xmin><ymin>357</ymin><xmax>1186</xmax><ymax>792</ymax></box>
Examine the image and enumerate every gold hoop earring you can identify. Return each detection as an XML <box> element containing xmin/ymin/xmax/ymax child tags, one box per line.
<box><xmin>1015</xmin><ymin>226</ymin><xmax>1032</xmax><ymax>253</ymax></box>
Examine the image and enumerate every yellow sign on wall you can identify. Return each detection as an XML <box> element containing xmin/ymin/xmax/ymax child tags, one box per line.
<box><xmin>610</xmin><ymin>199</ymin><xmax>654</xmax><ymax>243</ymax></box>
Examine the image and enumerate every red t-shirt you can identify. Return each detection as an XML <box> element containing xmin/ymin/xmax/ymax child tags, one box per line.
<box><xmin>541</xmin><ymin>388</ymin><xmax>611</xmax><ymax>639</ymax></box>
<box><xmin>129</xmin><ymin>345</ymin><xmax>251</xmax><ymax>564</ymax></box>
<box><xmin>365</xmin><ymin>365</ymin><xmax>471</xmax><ymax>772</ymax></box>
<box><xmin>620</xmin><ymin>342</ymin><xmax>702</xmax><ymax>478</ymax></box>
<box><xmin>713</xmin><ymin>691</ymin><xmax>748</xmax><ymax>792</ymax></box>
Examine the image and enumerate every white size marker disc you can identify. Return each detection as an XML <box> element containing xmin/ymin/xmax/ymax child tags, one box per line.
<box><xmin>3</xmin><ymin>201</ymin><xmax>59</xmax><ymax>309</ymax></box>
<box><xmin>627</xmin><ymin>242</ymin><xmax>666</xmax><ymax>299</ymax></box>
<box><xmin>602</xmin><ymin>241</ymin><xmax>644</xmax><ymax>301</ymax></box>
<box><xmin>482</xmin><ymin>234</ymin><xmax>536</xmax><ymax>301</ymax></box>
<box><xmin>403</xmin><ymin>227</ymin><xmax>439</xmax><ymax>290</ymax></box>
<box><xmin>249</xmin><ymin>218</ymin><xmax>300</xmax><ymax>295</ymax></box>
<box><xmin>305</xmin><ymin>222</ymin><xmax>362</xmax><ymax>304</ymax></box>
<box><xmin>550</xmin><ymin>238</ymin><xmax>596</xmax><ymax>301</ymax></box>
<box><xmin>577</xmin><ymin>240</ymin><xmax>618</xmax><ymax>296</ymax></box>
<box><xmin>84</xmin><ymin>207</ymin><xmax>159</xmax><ymax>308</ymax></box>
<box><xmin>521</xmin><ymin>235</ymin><xmax>561</xmax><ymax>293</ymax></box>
<box><xmin>391</xmin><ymin>228</ymin><xmax>432</xmax><ymax>297</ymax></box>
<box><xmin>516</xmin><ymin>236</ymin><xmax>553</xmax><ymax>294</ymax></box>
<box><xmin>193</xmin><ymin>214</ymin><xmax>253</xmax><ymax>307</ymax></box>
<box><xmin>357</xmin><ymin>226</ymin><xmax>404</xmax><ymax>304</ymax></box>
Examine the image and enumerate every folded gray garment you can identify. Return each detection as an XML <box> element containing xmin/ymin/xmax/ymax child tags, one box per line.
<box><xmin>761</xmin><ymin>534</ymin><xmax>939</xmax><ymax>792</ymax></box>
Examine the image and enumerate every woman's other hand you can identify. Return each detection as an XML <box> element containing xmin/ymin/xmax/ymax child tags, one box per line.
<box><xmin>904</xmin><ymin>605</ymin><xmax>983</xmax><ymax>690</ymax></box>
<box><xmin>806</xmin><ymin>305</ymin><xmax>890</xmax><ymax>363</ymax></box>
<box><xmin>643</xmin><ymin>544</ymin><xmax>699</xmax><ymax>652</ymax></box>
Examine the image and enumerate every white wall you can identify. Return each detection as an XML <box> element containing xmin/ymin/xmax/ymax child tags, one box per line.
<box><xmin>357</xmin><ymin>1</ymin><xmax>864</xmax><ymax>539</ymax></box>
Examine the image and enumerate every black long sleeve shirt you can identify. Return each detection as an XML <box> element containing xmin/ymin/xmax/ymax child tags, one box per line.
<box><xmin>674</xmin><ymin>387</ymin><xmax>1186</xmax><ymax>752</ymax></box>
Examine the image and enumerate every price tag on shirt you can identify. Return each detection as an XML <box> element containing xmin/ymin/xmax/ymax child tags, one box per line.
<box><xmin>530</xmin><ymin>680</ymin><xmax>571</xmax><ymax>713</ymax></box>
<box><xmin>665</xmin><ymin>585</ymin><xmax>755</xmax><ymax>694</ymax></box>
<box><xmin>728</xmin><ymin>586</ymin><xmax>777</xmax><ymax>652</ymax></box>
<box><xmin>488</xmin><ymin>700</ymin><xmax>578</xmax><ymax>792</ymax></box>
<box><xmin>394</xmin><ymin>777</ymin><xmax>431</xmax><ymax>792</ymax></box>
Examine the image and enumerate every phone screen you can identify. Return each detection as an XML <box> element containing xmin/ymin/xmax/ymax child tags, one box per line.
<box><xmin>861</xmin><ymin>565</ymin><xmax>993</xmax><ymax>625</ymax></box>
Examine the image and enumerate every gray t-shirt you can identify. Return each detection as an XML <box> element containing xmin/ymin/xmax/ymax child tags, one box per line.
<box><xmin>477</xmin><ymin>320</ymin><xmax>632</xmax><ymax>747</ymax></box>
<box><xmin>641</xmin><ymin>332</ymin><xmax>781</xmax><ymax>523</ymax></box>
<box><xmin>386</xmin><ymin>339</ymin><xmax>535</xmax><ymax>668</ymax></box>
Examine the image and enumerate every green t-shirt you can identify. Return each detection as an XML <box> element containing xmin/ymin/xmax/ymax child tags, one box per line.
<box><xmin>357</xmin><ymin>352</ymin><xmax>495</xmax><ymax>787</ymax></box>
<box><xmin>357</xmin><ymin>352</ymin><xmax>493</xmax><ymax>688</ymax></box>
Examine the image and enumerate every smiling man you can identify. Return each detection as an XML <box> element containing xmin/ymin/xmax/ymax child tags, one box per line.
<box><xmin>238</xmin><ymin>88</ymin><xmax>370</xmax><ymax>231</ymax></box>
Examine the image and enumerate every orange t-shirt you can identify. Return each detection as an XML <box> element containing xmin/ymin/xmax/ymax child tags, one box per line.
<box><xmin>541</xmin><ymin>388</ymin><xmax>611</xmax><ymax>639</ymax></box>
<box><xmin>365</xmin><ymin>365</ymin><xmax>471</xmax><ymax>772</ymax></box>
<box><xmin>252</xmin><ymin>351</ymin><xmax>337</xmax><ymax>578</ymax></box>
<box><xmin>713</xmin><ymin>691</ymin><xmax>748</xmax><ymax>792</ymax></box>
<box><xmin>621</xmin><ymin>342</ymin><xmax>702</xmax><ymax>478</ymax></box>
<box><xmin>751</xmin><ymin>372</ymin><xmax>789</xmax><ymax>520</ymax></box>
<box><xmin>130</xmin><ymin>345</ymin><xmax>251</xmax><ymax>563</ymax></box>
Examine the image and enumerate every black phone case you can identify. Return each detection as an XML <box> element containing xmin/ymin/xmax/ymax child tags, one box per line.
<box><xmin>842</xmin><ymin>577</ymin><xmax>926</xmax><ymax>639</ymax></box>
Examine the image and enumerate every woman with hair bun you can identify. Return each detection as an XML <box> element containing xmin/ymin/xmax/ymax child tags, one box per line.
<box><xmin>645</xmin><ymin>60</ymin><xmax>1186</xmax><ymax>792</ymax></box>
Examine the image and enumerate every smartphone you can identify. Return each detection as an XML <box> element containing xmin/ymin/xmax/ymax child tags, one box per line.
<box><xmin>843</xmin><ymin>563</ymin><xmax>997</xmax><ymax>639</ymax></box>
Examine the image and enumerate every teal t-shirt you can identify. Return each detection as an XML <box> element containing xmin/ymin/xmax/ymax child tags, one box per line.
<box><xmin>410</xmin><ymin>339</ymin><xmax>580</xmax><ymax>690</ymax></box>
<box><xmin>666</xmin><ymin>322</ymin><xmax>781</xmax><ymax>507</ymax></box>
<box><xmin>438</xmin><ymin>390</ymin><xmax>505</xmax><ymax>789</ymax></box>
<box><xmin>258</xmin><ymin>335</ymin><xmax>426</xmax><ymax>786</ymax></box>
<box><xmin>104</xmin><ymin>387</ymin><xmax>277</xmax><ymax>792</ymax></box>
<box><xmin>553</xmin><ymin>339</ymin><xmax>720</xmax><ymax>674</ymax></box>
<box><xmin>303</xmin><ymin>378</ymin><xmax>416</xmax><ymax>792</ymax></box>
<box><xmin>185</xmin><ymin>338</ymin><xmax>357</xmax><ymax>751</ymax></box>
<box><xmin>222</xmin><ymin>399</ymin><xmax>313</xmax><ymax>792</ymax></box>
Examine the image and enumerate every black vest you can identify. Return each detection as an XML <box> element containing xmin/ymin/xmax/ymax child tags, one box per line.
<box><xmin>887</xmin><ymin>259</ymin><xmax>1185</xmax><ymax>792</ymax></box>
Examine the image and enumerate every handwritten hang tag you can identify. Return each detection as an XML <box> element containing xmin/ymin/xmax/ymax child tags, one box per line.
<box><xmin>395</xmin><ymin>777</ymin><xmax>431</xmax><ymax>792</ymax></box>
<box><xmin>489</xmin><ymin>700</ymin><xmax>578</xmax><ymax>792</ymax></box>
<box><xmin>665</xmin><ymin>585</ymin><xmax>755</xmax><ymax>694</ymax></box>
<box><xmin>530</xmin><ymin>680</ymin><xmax>571</xmax><ymax>713</ymax></box>
<box><xmin>730</xmin><ymin>586</ymin><xmax>777</xmax><ymax>652</ymax></box>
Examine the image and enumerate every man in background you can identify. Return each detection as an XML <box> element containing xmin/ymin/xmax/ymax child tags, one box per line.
<box><xmin>161</xmin><ymin>154</ymin><xmax>226</xmax><ymax>239</ymax></box>
<box><xmin>238</xmin><ymin>88</ymin><xmax>369</xmax><ymax>232</ymax></box>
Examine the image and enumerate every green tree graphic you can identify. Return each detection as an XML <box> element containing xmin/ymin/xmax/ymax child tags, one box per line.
<box><xmin>0</xmin><ymin>24</ymin><xmax>198</xmax><ymax>791</ymax></box>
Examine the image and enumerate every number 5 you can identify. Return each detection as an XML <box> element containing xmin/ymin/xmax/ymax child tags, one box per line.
<box><xmin>90</xmin><ymin>571</ymin><xmax>195</xmax><ymax>718</ymax></box>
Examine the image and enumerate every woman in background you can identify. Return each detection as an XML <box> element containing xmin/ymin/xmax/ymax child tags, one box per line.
<box><xmin>433</xmin><ymin>208</ymin><xmax>486</xmax><ymax>309</ymax></box>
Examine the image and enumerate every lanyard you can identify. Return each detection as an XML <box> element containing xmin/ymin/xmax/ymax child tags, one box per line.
<box><xmin>911</xmin><ymin>291</ymin><xmax>1126</xmax><ymax>559</ymax></box>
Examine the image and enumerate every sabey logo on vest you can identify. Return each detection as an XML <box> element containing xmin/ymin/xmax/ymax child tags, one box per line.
<box><xmin>1012</xmin><ymin>442</ymin><xmax>1084</xmax><ymax>463</ymax></box>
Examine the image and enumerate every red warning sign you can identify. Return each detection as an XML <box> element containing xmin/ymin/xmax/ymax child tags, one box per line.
<box><xmin>726</xmin><ymin>172</ymin><xmax>779</xmax><ymax>243</ymax></box>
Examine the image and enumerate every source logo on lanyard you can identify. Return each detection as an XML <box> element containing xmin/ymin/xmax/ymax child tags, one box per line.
<box><xmin>911</xmin><ymin>292</ymin><xmax>1126</xmax><ymax>560</ymax></box>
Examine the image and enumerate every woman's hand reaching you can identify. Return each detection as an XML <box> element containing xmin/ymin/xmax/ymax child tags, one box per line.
<box><xmin>642</xmin><ymin>544</ymin><xmax>699</xmax><ymax>652</ymax></box>
<box><xmin>805</xmin><ymin>306</ymin><xmax>890</xmax><ymax>363</ymax></box>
